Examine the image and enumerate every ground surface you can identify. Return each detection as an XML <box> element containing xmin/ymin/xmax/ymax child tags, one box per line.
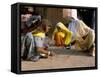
<box><xmin>21</xmin><ymin>46</ymin><xmax>95</xmax><ymax>71</ymax></box>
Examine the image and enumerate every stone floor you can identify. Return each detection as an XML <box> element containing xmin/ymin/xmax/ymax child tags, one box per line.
<box><xmin>21</xmin><ymin>46</ymin><xmax>95</xmax><ymax>71</ymax></box>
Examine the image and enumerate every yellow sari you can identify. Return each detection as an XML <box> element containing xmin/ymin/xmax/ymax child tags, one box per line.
<box><xmin>53</xmin><ymin>22</ymin><xmax>72</xmax><ymax>46</ymax></box>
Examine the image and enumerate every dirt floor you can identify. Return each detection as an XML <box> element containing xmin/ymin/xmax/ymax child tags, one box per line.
<box><xmin>21</xmin><ymin>46</ymin><xmax>95</xmax><ymax>71</ymax></box>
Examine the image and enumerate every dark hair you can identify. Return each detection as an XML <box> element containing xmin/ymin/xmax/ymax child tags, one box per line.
<box><xmin>31</xmin><ymin>19</ymin><xmax>52</xmax><ymax>34</ymax></box>
<box><xmin>31</xmin><ymin>19</ymin><xmax>51</xmax><ymax>33</ymax></box>
<box><xmin>40</xmin><ymin>19</ymin><xmax>52</xmax><ymax>32</ymax></box>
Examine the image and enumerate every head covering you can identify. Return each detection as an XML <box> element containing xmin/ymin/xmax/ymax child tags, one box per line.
<box><xmin>26</xmin><ymin>15</ymin><xmax>41</xmax><ymax>27</ymax></box>
<box><xmin>56</xmin><ymin>22</ymin><xmax>70</xmax><ymax>31</ymax></box>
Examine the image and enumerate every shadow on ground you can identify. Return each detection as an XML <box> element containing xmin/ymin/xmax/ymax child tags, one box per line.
<box><xmin>48</xmin><ymin>46</ymin><xmax>90</xmax><ymax>57</ymax></box>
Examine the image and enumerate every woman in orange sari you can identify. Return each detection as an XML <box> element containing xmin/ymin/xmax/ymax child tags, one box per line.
<box><xmin>53</xmin><ymin>22</ymin><xmax>72</xmax><ymax>48</ymax></box>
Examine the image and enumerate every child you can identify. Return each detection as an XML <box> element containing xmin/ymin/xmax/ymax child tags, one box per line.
<box><xmin>68</xmin><ymin>18</ymin><xmax>95</xmax><ymax>56</ymax></box>
<box><xmin>23</xmin><ymin>19</ymin><xmax>54</xmax><ymax>61</ymax></box>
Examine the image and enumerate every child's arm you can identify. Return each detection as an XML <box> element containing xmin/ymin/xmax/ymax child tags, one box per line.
<box><xmin>34</xmin><ymin>37</ymin><xmax>54</xmax><ymax>57</ymax></box>
<box><xmin>36</xmin><ymin>47</ymin><xmax>53</xmax><ymax>56</ymax></box>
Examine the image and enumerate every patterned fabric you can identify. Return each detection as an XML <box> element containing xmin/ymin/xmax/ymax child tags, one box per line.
<box><xmin>68</xmin><ymin>19</ymin><xmax>95</xmax><ymax>50</ymax></box>
<box><xmin>21</xmin><ymin>32</ymin><xmax>45</xmax><ymax>59</ymax></box>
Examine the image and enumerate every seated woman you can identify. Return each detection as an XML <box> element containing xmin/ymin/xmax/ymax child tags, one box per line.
<box><xmin>22</xmin><ymin>19</ymin><xmax>54</xmax><ymax>61</ymax></box>
<box><xmin>67</xmin><ymin>17</ymin><xmax>95</xmax><ymax>56</ymax></box>
<box><xmin>53</xmin><ymin>22</ymin><xmax>72</xmax><ymax>48</ymax></box>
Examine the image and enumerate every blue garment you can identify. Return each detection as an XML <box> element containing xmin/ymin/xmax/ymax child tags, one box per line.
<box><xmin>68</xmin><ymin>20</ymin><xmax>77</xmax><ymax>41</ymax></box>
<box><xmin>22</xmin><ymin>32</ymin><xmax>45</xmax><ymax>61</ymax></box>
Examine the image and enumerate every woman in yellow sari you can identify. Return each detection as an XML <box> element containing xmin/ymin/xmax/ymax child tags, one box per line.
<box><xmin>53</xmin><ymin>22</ymin><xmax>72</xmax><ymax>48</ymax></box>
